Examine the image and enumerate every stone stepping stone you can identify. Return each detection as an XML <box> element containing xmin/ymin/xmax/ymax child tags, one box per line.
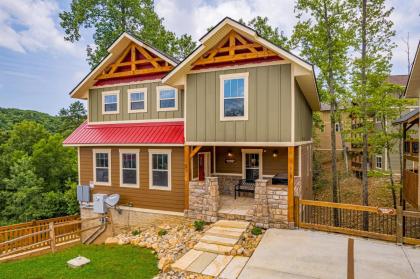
<box><xmin>194</xmin><ymin>242</ymin><xmax>233</xmax><ymax>254</ymax></box>
<box><xmin>219</xmin><ymin>256</ymin><xmax>249</xmax><ymax>279</ymax></box>
<box><xmin>206</xmin><ymin>226</ymin><xmax>245</xmax><ymax>239</ymax></box>
<box><xmin>186</xmin><ymin>252</ymin><xmax>218</xmax><ymax>273</ymax></box>
<box><xmin>214</xmin><ymin>220</ymin><xmax>250</xmax><ymax>229</ymax></box>
<box><xmin>172</xmin><ymin>249</ymin><xmax>203</xmax><ymax>271</ymax></box>
<box><xmin>201</xmin><ymin>234</ymin><xmax>239</xmax><ymax>246</ymax></box>
<box><xmin>202</xmin><ymin>255</ymin><xmax>233</xmax><ymax>277</ymax></box>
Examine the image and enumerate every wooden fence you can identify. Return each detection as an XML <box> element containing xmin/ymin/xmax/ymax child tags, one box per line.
<box><xmin>296</xmin><ymin>198</ymin><xmax>420</xmax><ymax>245</ymax></box>
<box><xmin>0</xmin><ymin>215</ymin><xmax>106</xmax><ymax>259</ymax></box>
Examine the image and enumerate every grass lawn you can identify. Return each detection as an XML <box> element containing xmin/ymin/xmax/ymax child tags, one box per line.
<box><xmin>0</xmin><ymin>244</ymin><xmax>159</xmax><ymax>279</ymax></box>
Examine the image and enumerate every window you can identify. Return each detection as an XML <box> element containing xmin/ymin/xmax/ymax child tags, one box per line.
<box><xmin>93</xmin><ymin>149</ymin><xmax>111</xmax><ymax>186</ymax></box>
<box><xmin>335</xmin><ymin>123</ymin><xmax>340</xmax><ymax>132</ymax></box>
<box><xmin>157</xmin><ymin>86</ymin><xmax>177</xmax><ymax>111</ymax></box>
<box><xmin>220</xmin><ymin>73</ymin><xmax>248</xmax><ymax>121</ymax></box>
<box><xmin>149</xmin><ymin>150</ymin><xmax>171</xmax><ymax>190</ymax></box>
<box><xmin>102</xmin><ymin>91</ymin><xmax>119</xmax><ymax>114</ymax></box>
<box><xmin>120</xmin><ymin>150</ymin><xmax>139</xmax><ymax>188</ymax></box>
<box><xmin>376</xmin><ymin>155</ymin><xmax>382</xmax><ymax>169</ymax></box>
<box><xmin>242</xmin><ymin>149</ymin><xmax>262</xmax><ymax>181</ymax></box>
<box><xmin>128</xmin><ymin>88</ymin><xmax>147</xmax><ymax>113</ymax></box>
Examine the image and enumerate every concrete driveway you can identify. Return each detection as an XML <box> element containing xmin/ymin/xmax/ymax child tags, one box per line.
<box><xmin>239</xmin><ymin>229</ymin><xmax>420</xmax><ymax>279</ymax></box>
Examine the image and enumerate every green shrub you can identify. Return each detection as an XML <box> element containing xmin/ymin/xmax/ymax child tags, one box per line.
<box><xmin>132</xmin><ymin>229</ymin><xmax>140</xmax><ymax>236</ymax></box>
<box><xmin>251</xmin><ymin>227</ymin><xmax>262</xmax><ymax>236</ymax></box>
<box><xmin>194</xmin><ymin>220</ymin><xmax>205</xmax><ymax>231</ymax></box>
<box><xmin>158</xmin><ymin>229</ymin><xmax>167</xmax><ymax>236</ymax></box>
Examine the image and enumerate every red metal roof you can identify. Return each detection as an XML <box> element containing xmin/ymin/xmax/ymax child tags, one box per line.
<box><xmin>63</xmin><ymin>121</ymin><xmax>184</xmax><ymax>145</ymax></box>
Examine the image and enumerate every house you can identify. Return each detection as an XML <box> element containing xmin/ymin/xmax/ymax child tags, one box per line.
<box><xmin>64</xmin><ymin>17</ymin><xmax>319</xmax><ymax>228</ymax></box>
<box><xmin>395</xmin><ymin>42</ymin><xmax>420</xmax><ymax>209</ymax></box>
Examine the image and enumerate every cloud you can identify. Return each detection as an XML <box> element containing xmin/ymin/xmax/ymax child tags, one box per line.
<box><xmin>0</xmin><ymin>0</ymin><xmax>79</xmax><ymax>55</ymax></box>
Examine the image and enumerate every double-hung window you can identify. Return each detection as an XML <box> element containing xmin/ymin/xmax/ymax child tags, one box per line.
<box><xmin>102</xmin><ymin>91</ymin><xmax>119</xmax><ymax>114</ymax></box>
<box><xmin>157</xmin><ymin>86</ymin><xmax>177</xmax><ymax>111</ymax></box>
<box><xmin>220</xmin><ymin>73</ymin><xmax>248</xmax><ymax>121</ymax></box>
<box><xmin>120</xmin><ymin>150</ymin><xmax>139</xmax><ymax>188</ymax></box>
<box><xmin>149</xmin><ymin>150</ymin><xmax>171</xmax><ymax>190</ymax></box>
<box><xmin>93</xmin><ymin>149</ymin><xmax>111</xmax><ymax>186</ymax></box>
<box><xmin>128</xmin><ymin>88</ymin><xmax>147</xmax><ymax>113</ymax></box>
<box><xmin>242</xmin><ymin>149</ymin><xmax>262</xmax><ymax>182</ymax></box>
<box><xmin>376</xmin><ymin>155</ymin><xmax>382</xmax><ymax>169</ymax></box>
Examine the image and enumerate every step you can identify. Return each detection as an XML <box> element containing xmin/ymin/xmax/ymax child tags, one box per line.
<box><xmin>214</xmin><ymin>220</ymin><xmax>250</xmax><ymax>229</ymax></box>
<box><xmin>194</xmin><ymin>242</ymin><xmax>233</xmax><ymax>255</ymax></box>
<box><xmin>219</xmin><ymin>256</ymin><xmax>249</xmax><ymax>279</ymax></box>
<box><xmin>206</xmin><ymin>227</ymin><xmax>245</xmax><ymax>239</ymax></box>
<box><xmin>172</xmin><ymin>249</ymin><xmax>203</xmax><ymax>271</ymax></box>
<box><xmin>186</xmin><ymin>252</ymin><xmax>218</xmax><ymax>273</ymax></box>
<box><xmin>200</xmin><ymin>235</ymin><xmax>239</xmax><ymax>246</ymax></box>
<box><xmin>202</xmin><ymin>255</ymin><xmax>233</xmax><ymax>277</ymax></box>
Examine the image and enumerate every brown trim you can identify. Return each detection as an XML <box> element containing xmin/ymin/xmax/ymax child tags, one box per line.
<box><xmin>288</xmin><ymin>146</ymin><xmax>295</xmax><ymax>223</ymax></box>
<box><xmin>184</xmin><ymin>145</ymin><xmax>190</xmax><ymax>210</ymax></box>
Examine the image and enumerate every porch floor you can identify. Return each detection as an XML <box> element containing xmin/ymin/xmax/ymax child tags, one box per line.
<box><xmin>218</xmin><ymin>195</ymin><xmax>254</xmax><ymax>216</ymax></box>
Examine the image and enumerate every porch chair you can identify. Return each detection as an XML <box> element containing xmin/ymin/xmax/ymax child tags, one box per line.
<box><xmin>234</xmin><ymin>179</ymin><xmax>256</xmax><ymax>199</ymax></box>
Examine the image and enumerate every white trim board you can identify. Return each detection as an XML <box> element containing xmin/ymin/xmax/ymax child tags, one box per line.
<box><xmin>117</xmin><ymin>206</ymin><xmax>184</xmax><ymax>216</ymax></box>
<box><xmin>87</xmin><ymin>118</ymin><xmax>184</xmax><ymax>125</ymax></box>
<box><xmin>185</xmin><ymin>141</ymin><xmax>312</xmax><ymax>147</ymax></box>
<box><xmin>92</xmin><ymin>148</ymin><xmax>112</xmax><ymax>186</ymax></box>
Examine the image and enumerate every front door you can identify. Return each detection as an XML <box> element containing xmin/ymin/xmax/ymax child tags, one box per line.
<box><xmin>245</xmin><ymin>153</ymin><xmax>260</xmax><ymax>181</ymax></box>
<box><xmin>198</xmin><ymin>152</ymin><xmax>211</xmax><ymax>181</ymax></box>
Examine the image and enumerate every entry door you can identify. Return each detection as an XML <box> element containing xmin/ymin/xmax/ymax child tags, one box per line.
<box><xmin>198</xmin><ymin>152</ymin><xmax>211</xmax><ymax>181</ymax></box>
<box><xmin>245</xmin><ymin>153</ymin><xmax>260</xmax><ymax>181</ymax></box>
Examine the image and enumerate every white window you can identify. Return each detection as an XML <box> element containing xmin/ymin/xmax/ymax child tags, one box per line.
<box><xmin>335</xmin><ymin>123</ymin><xmax>340</xmax><ymax>132</ymax></box>
<box><xmin>93</xmin><ymin>149</ymin><xmax>111</xmax><ymax>186</ymax></box>
<box><xmin>376</xmin><ymin>155</ymin><xmax>382</xmax><ymax>169</ymax></box>
<box><xmin>149</xmin><ymin>150</ymin><xmax>171</xmax><ymax>190</ymax></box>
<box><xmin>157</xmin><ymin>86</ymin><xmax>178</xmax><ymax>111</ymax></box>
<box><xmin>220</xmin><ymin>73</ymin><xmax>249</xmax><ymax>121</ymax></box>
<box><xmin>102</xmin><ymin>91</ymin><xmax>119</xmax><ymax>114</ymax></box>
<box><xmin>128</xmin><ymin>88</ymin><xmax>147</xmax><ymax>113</ymax></box>
<box><xmin>241</xmin><ymin>149</ymin><xmax>263</xmax><ymax>181</ymax></box>
<box><xmin>120</xmin><ymin>150</ymin><xmax>139</xmax><ymax>188</ymax></box>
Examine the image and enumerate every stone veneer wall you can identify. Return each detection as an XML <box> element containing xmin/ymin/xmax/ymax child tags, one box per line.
<box><xmin>215</xmin><ymin>175</ymin><xmax>239</xmax><ymax>195</ymax></box>
<box><xmin>185</xmin><ymin>177</ymin><xmax>219</xmax><ymax>222</ymax></box>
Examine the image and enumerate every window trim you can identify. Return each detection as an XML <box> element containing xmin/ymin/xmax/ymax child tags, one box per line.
<box><xmin>102</xmin><ymin>90</ymin><xmax>120</xmax><ymax>115</ymax></box>
<box><xmin>149</xmin><ymin>149</ymin><xmax>172</xmax><ymax>191</ymax></box>
<box><xmin>335</xmin><ymin>123</ymin><xmax>340</xmax><ymax>132</ymax></box>
<box><xmin>376</xmin><ymin>155</ymin><xmax>382</xmax><ymax>169</ymax></box>
<box><xmin>241</xmin><ymin>149</ymin><xmax>263</xmax><ymax>180</ymax></box>
<box><xmin>93</xmin><ymin>149</ymin><xmax>112</xmax><ymax>186</ymax></box>
<box><xmin>128</xmin><ymin>88</ymin><xmax>147</xmax><ymax>113</ymax></box>
<box><xmin>156</xmin><ymin>86</ymin><xmax>178</xmax><ymax>112</ymax></box>
<box><xmin>220</xmin><ymin>72</ymin><xmax>249</xmax><ymax>121</ymax></box>
<box><xmin>119</xmin><ymin>149</ymin><xmax>140</xmax><ymax>188</ymax></box>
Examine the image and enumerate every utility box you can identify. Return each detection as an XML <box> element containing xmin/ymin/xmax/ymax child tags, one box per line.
<box><xmin>77</xmin><ymin>185</ymin><xmax>90</xmax><ymax>203</ymax></box>
<box><xmin>93</xmin><ymin>194</ymin><xmax>108</xmax><ymax>214</ymax></box>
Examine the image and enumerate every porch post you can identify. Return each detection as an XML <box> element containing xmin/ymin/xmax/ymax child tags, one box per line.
<box><xmin>184</xmin><ymin>145</ymin><xmax>190</xmax><ymax>210</ymax></box>
<box><xmin>288</xmin><ymin>146</ymin><xmax>295</xmax><ymax>224</ymax></box>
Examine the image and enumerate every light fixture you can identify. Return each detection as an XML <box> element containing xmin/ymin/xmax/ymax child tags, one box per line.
<box><xmin>272</xmin><ymin>150</ymin><xmax>278</xmax><ymax>158</ymax></box>
<box><xmin>227</xmin><ymin>151</ymin><xmax>233</xmax><ymax>157</ymax></box>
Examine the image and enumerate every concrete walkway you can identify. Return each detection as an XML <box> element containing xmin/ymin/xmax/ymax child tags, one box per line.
<box><xmin>239</xmin><ymin>229</ymin><xmax>420</xmax><ymax>279</ymax></box>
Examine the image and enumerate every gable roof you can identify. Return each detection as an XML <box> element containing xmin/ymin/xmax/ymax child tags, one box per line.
<box><xmin>69</xmin><ymin>32</ymin><xmax>178</xmax><ymax>99</ymax></box>
<box><xmin>387</xmin><ymin>75</ymin><xmax>409</xmax><ymax>86</ymax></box>
<box><xmin>405</xmin><ymin>41</ymin><xmax>420</xmax><ymax>98</ymax></box>
<box><xmin>163</xmin><ymin>17</ymin><xmax>320</xmax><ymax>111</ymax></box>
<box><xmin>393</xmin><ymin>107</ymin><xmax>419</xmax><ymax>125</ymax></box>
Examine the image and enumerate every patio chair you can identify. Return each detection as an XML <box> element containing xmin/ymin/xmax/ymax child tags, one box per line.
<box><xmin>234</xmin><ymin>179</ymin><xmax>255</xmax><ymax>199</ymax></box>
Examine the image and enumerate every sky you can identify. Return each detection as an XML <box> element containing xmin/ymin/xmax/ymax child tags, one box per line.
<box><xmin>0</xmin><ymin>0</ymin><xmax>419</xmax><ymax>115</ymax></box>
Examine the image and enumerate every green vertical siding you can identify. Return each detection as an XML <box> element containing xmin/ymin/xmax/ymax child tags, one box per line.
<box><xmin>186</xmin><ymin>64</ymin><xmax>292</xmax><ymax>143</ymax></box>
<box><xmin>88</xmin><ymin>81</ymin><xmax>184</xmax><ymax>122</ymax></box>
<box><xmin>294</xmin><ymin>81</ymin><xmax>312</xmax><ymax>141</ymax></box>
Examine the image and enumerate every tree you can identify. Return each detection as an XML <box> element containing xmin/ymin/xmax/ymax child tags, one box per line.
<box><xmin>240</xmin><ymin>17</ymin><xmax>290</xmax><ymax>49</ymax></box>
<box><xmin>58</xmin><ymin>101</ymin><xmax>87</xmax><ymax>135</ymax></box>
<box><xmin>348</xmin><ymin>0</ymin><xmax>395</xmax><ymax>224</ymax></box>
<box><xmin>292</xmin><ymin>0</ymin><xmax>354</xmax><ymax>223</ymax></box>
<box><xmin>60</xmin><ymin>0</ymin><xmax>196</xmax><ymax>67</ymax></box>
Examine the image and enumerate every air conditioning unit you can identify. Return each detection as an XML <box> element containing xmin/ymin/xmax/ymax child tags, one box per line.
<box><xmin>93</xmin><ymin>194</ymin><xmax>108</xmax><ymax>214</ymax></box>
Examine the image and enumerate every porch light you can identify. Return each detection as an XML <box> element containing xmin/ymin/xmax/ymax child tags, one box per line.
<box><xmin>227</xmin><ymin>151</ymin><xmax>233</xmax><ymax>157</ymax></box>
<box><xmin>272</xmin><ymin>150</ymin><xmax>278</xmax><ymax>158</ymax></box>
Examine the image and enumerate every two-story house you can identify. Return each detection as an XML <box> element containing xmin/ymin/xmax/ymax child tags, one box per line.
<box><xmin>64</xmin><ymin>18</ymin><xmax>320</xmax><ymax>228</ymax></box>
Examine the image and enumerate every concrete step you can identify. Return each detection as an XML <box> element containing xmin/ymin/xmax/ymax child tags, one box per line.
<box><xmin>200</xmin><ymin>234</ymin><xmax>239</xmax><ymax>246</ymax></box>
<box><xmin>194</xmin><ymin>241</ymin><xmax>233</xmax><ymax>255</ymax></box>
<box><xmin>219</xmin><ymin>256</ymin><xmax>249</xmax><ymax>279</ymax></box>
<box><xmin>202</xmin><ymin>255</ymin><xmax>233</xmax><ymax>277</ymax></box>
<box><xmin>214</xmin><ymin>220</ymin><xmax>250</xmax><ymax>229</ymax></box>
<box><xmin>172</xmin><ymin>249</ymin><xmax>203</xmax><ymax>271</ymax></box>
<box><xmin>206</xmin><ymin>227</ymin><xmax>244</xmax><ymax>239</ymax></box>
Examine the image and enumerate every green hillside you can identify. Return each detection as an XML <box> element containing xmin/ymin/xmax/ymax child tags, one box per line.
<box><xmin>0</xmin><ymin>107</ymin><xmax>60</xmax><ymax>132</ymax></box>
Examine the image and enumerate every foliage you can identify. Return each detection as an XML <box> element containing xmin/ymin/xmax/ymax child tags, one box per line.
<box><xmin>58</xmin><ymin>101</ymin><xmax>87</xmax><ymax>136</ymax></box>
<box><xmin>0</xmin><ymin>244</ymin><xmax>159</xmax><ymax>279</ymax></box>
<box><xmin>251</xmin><ymin>227</ymin><xmax>262</xmax><ymax>236</ymax></box>
<box><xmin>0</xmin><ymin>107</ymin><xmax>60</xmax><ymax>132</ymax></box>
<box><xmin>0</xmin><ymin>102</ymin><xmax>86</xmax><ymax>225</ymax></box>
<box><xmin>132</xmin><ymin>229</ymin><xmax>141</xmax><ymax>236</ymax></box>
<box><xmin>193</xmin><ymin>220</ymin><xmax>205</xmax><ymax>231</ymax></box>
<box><xmin>158</xmin><ymin>229</ymin><xmax>167</xmax><ymax>236</ymax></box>
<box><xmin>60</xmin><ymin>0</ymin><xmax>196</xmax><ymax>68</ymax></box>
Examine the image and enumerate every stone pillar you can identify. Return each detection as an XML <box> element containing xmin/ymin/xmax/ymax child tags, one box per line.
<box><xmin>203</xmin><ymin>177</ymin><xmax>219</xmax><ymax>223</ymax></box>
<box><xmin>253</xmin><ymin>179</ymin><xmax>269</xmax><ymax>228</ymax></box>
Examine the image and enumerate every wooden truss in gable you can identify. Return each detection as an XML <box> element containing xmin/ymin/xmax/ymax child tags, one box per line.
<box><xmin>192</xmin><ymin>31</ymin><xmax>281</xmax><ymax>68</ymax></box>
<box><xmin>96</xmin><ymin>43</ymin><xmax>173</xmax><ymax>80</ymax></box>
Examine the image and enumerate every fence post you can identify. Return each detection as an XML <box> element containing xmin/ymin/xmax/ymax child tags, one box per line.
<box><xmin>49</xmin><ymin>222</ymin><xmax>56</xmax><ymax>253</ymax></box>
<box><xmin>396</xmin><ymin>206</ymin><xmax>403</xmax><ymax>244</ymax></box>
<box><xmin>347</xmin><ymin>238</ymin><xmax>354</xmax><ymax>279</ymax></box>
<box><xmin>294</xmin><ymin>197</ymin><xmax>300</xmax><ymax>228</ymax></box>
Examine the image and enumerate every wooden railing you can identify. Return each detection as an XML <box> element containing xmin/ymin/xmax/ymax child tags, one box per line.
<box><xmin>296</xmin><ymin>199</ymin><xmax>420</xmax><ymax>245</ymax></box>
<box><xmin>0</xmin><ymin>215</ymin><xmax>107</xmax><ymax>259</ymax></box>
